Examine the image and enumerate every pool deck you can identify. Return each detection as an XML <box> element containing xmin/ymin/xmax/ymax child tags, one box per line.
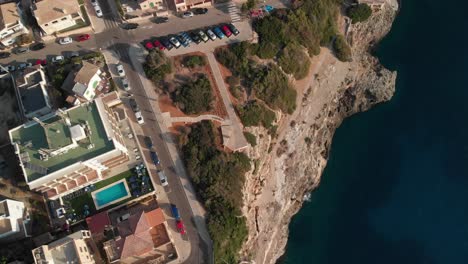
<box><xmin>91</xmin><ymin>179</ymin><xmax>131</xmax><ymax>210</ymax></box>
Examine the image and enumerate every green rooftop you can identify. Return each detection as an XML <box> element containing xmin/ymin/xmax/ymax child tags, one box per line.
<box><xmin>10</xmin><ymin>102</ymin><xmax>115</xmax><ymax>182</ymax></box>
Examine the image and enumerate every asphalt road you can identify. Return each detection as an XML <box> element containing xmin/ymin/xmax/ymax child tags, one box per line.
<box><xmin>0</xmin><ymin>0</ymin><xmax>234</xmax><ymax>263</ymax></box>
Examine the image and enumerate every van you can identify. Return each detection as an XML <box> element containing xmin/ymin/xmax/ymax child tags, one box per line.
<box><xmin>157</xmin><ymin>170</ymin><xmax>168</xmax><ymax>187</ymax></box>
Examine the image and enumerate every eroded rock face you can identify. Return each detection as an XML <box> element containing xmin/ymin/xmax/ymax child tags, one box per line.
<box><xmin>241</xmin><ymin>2</ymin><xmax>399</xmax><ymax>264</ymax></box>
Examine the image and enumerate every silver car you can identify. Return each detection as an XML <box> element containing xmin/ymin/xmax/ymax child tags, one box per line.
<box><xmin>206</xmin><ymin>29</ymin><xmax>217</xmax><ymax>41</ymax></box>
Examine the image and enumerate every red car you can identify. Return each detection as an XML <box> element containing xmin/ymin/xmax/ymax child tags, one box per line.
<box><xmin>221</xmin><ymin>25</ymin><xmax>232</xmax><ymax>37</ymax></box>
<box><xmin>176</xmin><ymin>220</ymin><xmax>186</xmax><ymax>235</ymax></box>
<box><xmin>153</xmin><ymin>40</ymin><xmax>165</xmax><ymax>50</ymax></box>
<box><xmin>77</xmin><ymin>34</ymin><xmax>90</xmax><ymax>41</ymax></box>
<box><xmin>144</xmin><ymin>41</ymin><xmax>154</xmax><ymax>50</ymax></box>
<box><xmin>35</xmin><ymin>59</ymin><xmax>47</xmax><ymax>66</ymax></box>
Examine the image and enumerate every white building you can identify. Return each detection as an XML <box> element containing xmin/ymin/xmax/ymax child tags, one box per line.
<box><xmin>32</xmin><ymin>0</ymin><xmax>83</xmax><ymax>35</ymax></box>
<box><xmin>16</xmin><ymin>65</ymin><xmax>52</xmax><ymax>119</ymax></box>
<box><xmin>0</xmin><ymin>199</ymin><xmax>30</xmax><ymax>241</ymax></box>
<box><xmin>32</xmin><ymin>230</ymin><xmax>95</xmax><ymax>264</ymax></box>
<box><xmin>0</xmin><ymin>2</ymin><xmax>29</xmax><ymax>46</ymax></box>
<box><xmin>61</xmin><ymin>61</ymin><xmax>103</xmax><ymax>101</ymax></box>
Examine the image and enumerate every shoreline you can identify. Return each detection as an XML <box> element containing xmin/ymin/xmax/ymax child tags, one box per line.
<box><xmin>240</xmin><ymin>1</ymin><xmax>399</xmax><ymax>263</ymax></box>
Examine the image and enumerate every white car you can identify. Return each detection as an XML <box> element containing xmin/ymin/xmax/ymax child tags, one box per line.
<box><xmin>116</xmin><ymin>64</ymin><xmax>125</xmax><ymax>77</ymax></box>
<box><xmin>206</xmin><ymin>29</ymin><xmax>217</xmax><ymax>41</ymax></box>
<box><xmin>91</xmin><ymin>0</ymin><xmax>99</xmax><ymax>6</ymax></box>
<box><xmin>59</xmin><ymin>37</ymin><xmax>73</xmax><ymax>45</ymax></box>
<box><xmin>182</xmin><ymin>11</ymin><xmax>194</xmax><ymax>18</ymax></box>
<box><xmin>51</xmin><ymin>55</ymin><xmax>65</xmax><ymax>63</ymax></box>
<box><xmin>157</xmin><ymin>170</ymin><xmax>168</xmax><ymax>187</ymax></box>
<box><xmin>135</xmin><ymin>111</ymin><xmax>144</xmax><ymax>124</ymax></box>
<box><xmin>94</xmin><ymin>5</ymin><xmax>103</xmax><ymax>17</ymax></box>
<box><xmin>122</xmin><ymin>78</ymin><xmax>130</xmax><ymax>91</ymax></box>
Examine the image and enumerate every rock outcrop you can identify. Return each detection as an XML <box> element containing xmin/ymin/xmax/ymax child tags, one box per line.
<box><xmin>241</xmin><ymin>2</ymin><xmax>399</xmax><ymax>263</ymax></box>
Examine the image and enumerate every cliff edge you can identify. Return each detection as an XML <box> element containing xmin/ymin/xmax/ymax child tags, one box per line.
<box><xmin>241</xmin><ymin>1</ymin><xmax>399</xmax><ymax>263</ymax></box>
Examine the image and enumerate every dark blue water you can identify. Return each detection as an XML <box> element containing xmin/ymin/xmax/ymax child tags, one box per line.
<box><xmin>280</xmin><ymin>1</ymin><xmax>468</xmax><ymax>263</ymax></box>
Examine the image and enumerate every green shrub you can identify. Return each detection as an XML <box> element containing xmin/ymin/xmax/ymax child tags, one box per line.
<box><xmin>215</xmin><ymin>42</ymin><xmax>253</xmax><ymax>76</ymax></box>
<box><xmin>172</xmin><ymin>75</ymin><xmax>213</xmax><ymax>114</ymax></box>
<box><xmin>237</xmin><ymin>100</ymin><xmax>276</xmax><ymax>128</ymax></box>
<box><xmin>184</xmin><ymin>55</ymin><xmax>206</xmax><ymax>68</ymax></box>
<box><xmin>251</xmin><ymin>64</ymin><xmax>297</xmax><ymax>114</ymax></box>
<box><xmin>333</xmin><ymin>35</ymin><xmax>352</xmax><ymax>62</ymax></box>
<box><xmin>278</xmin><ymin>43</ymin><xmax>311</xmax><ymax>79</ymax></box>
<box><xmin>244</xmin><ymin>132</ymin><xmax>257</xmax><ymax>146</ymax></box>
<box><xmin>348</xmin><ymin>3</ymin><xmax>372</xmax><ymax>23</ymax></box>
<box><xmin>181</xmin><ymin>121</ymin><xmax>250</xmax><ymax>264</ymax></box>
<box><xmin>144</xmin><ymin>49</ymin><xmax>172</xmax><ymax>85</ymax></box>
<box><xmin>229</xmin><ymin>85</ymin><xmax>243</xmax><ymax>100</ymax></box>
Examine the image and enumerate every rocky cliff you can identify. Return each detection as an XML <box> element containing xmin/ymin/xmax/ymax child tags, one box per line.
<box><xmin>240</xmin><ymin>1</ymin><xmax>399</xmax><ymax>263</ymax></box>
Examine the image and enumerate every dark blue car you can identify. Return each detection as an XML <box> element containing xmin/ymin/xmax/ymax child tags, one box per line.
<box><xmin>171</xmin><ymin>204</ymin><xmax>181</xmax><ymax>220</ymax></box>
<box><xmin>213</xmin><ymin>27</ymin><xmax>226</xmax><ymax>39</ymax></box>
<box><xmin>150</xmin><ymin>151</ymin><xmax>160</xmax><ymax>165</ymax></box>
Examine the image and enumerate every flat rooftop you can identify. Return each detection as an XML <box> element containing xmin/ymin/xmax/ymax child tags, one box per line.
<box><xmin>20</xmin><ymin>84</ymin><xmax>47</xmax><ymax>113</ymax></box>
<box><xmin>10</xmin><ymin>102</ymin><xmax>115</xmax><ymax>182</ymax></box>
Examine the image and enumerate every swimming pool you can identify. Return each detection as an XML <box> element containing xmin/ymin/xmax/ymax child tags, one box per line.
<box><xmin>92</xmin><ymin>180</ymin><xmax>131</xmax><ymax>209</ymax></box>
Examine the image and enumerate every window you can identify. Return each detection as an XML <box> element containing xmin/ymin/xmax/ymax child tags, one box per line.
<box><xmin>79</xmin><ymin>247</ymin><xmax>83</xmax><ymax>253</ymax></box>
<box><xmin>61</xmin><ymin>17</ymin><xmax>67</xmax><ymax>21</ymax></box>
<box><xmin>52</xmin><ymin>20</ymin><xmax>58</xmax><ymax>24</ymax></box>
<box><xmin>84</xmin><ymin>247</ymin><xmax>88</xmax><ymax>252</ymax></box>
<box><xmin>44</xmin><ymin>23</ymin><xmax>48</xmax><ymax>26</ymax></box>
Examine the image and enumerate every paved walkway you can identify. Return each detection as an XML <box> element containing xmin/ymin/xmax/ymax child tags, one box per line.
<box><xmin>128</xmin><ymin>43</ymin><xmax>213</xmax><ymax>263</ymax></box>
<box><xmin>205</xmin><ymin>51</ymin><xmax>248</xmax><ymax>151</ymax></box>
<box><xmin>169</xmin><ymin>114</ymin><xmax>225</xmax><ymax>125</ymax></box>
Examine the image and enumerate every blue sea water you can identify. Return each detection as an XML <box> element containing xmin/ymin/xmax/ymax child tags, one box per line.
<box><xmin>279</xmin><ymin>0</ymin><xmax>468</xmax><ymax>263</ymax></box>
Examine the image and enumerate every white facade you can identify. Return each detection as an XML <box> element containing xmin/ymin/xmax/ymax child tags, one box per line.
<box><xmin>82</xmin><ymin>70</ymin><xmax>102</xmax><ymax>101</ymax></box>
<box><xmin>0</xmin><ymin>2</ymin><xmax>29</xmax><ymax>46</ymax></box>
<box><xmin>32</xmin><ymin>0</ymin><xmax>83</xmax><ymax>35</ymax></box>
<box><xmin>0</xmin><ymin>199</ymin><xmax>29</xmax><ymax>240</ymax></box>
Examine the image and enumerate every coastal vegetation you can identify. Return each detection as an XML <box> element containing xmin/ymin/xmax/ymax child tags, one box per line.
<box><xmin>143</xmin><ymin>49</ymin><xmax>172</xmax><ymax>85</ymax></box>
<box><xmin>237</xmin><ymin>100</ymin><xmax>276</xmax><ymax>129</ymax></box>
<box><xmin>278</xmin><ymin>43</ymin><xmax>311</xmax><ymax>79</ymax></box>
<box><xmin>183</xmin><ymin>55</ymin><xmax>206</xmax><ymax>68</ymax></box>
<box><xmin>180</xmin><ymin>121</ymin><xmax>251</xmax><ymax>263</ymax></box>
<box><xmin>171</xmin><ymin>74</ymin><xmax>213</xmax><ymax>114</ymax></box>
<box><xmin>333</xmin><ymin>35</ymin><xmax>352</xmax><ymax>62</ymax></box>
<box><xmin>347</xmin><ymin>3</ymin><xmax>372</xmax><ymax>23</ymax></box>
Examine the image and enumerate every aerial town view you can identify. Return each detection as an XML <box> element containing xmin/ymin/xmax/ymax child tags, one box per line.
<box><xmin>1</xmin><ymin>0</ymin><xmax>466</xmax><ymax>264</ymax></box>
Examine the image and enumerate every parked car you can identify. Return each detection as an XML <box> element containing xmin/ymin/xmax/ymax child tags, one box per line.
<box><xmin>213</xmin><ymin>27</ymin><xmax>226</xmax><ymax>39</ymax></box>
<box><xmin>190</xmin><ymin>32</ymin><xmax>201</xmax><ymax>44</ymax></box>
<box><xmin>129</xmin><ymin>98</ymin><xmax>140</xmax><ymax>112</ymax></box>
<box><xmin>116</xmin><ymin>64</ymin><xmax>125</xmax><ymax>76</ymax></box>
<box><xmin>182</xmin><ymin>11</ymin><xmax>193</xmax><ymax>18</ymax></box>
<box><xmin>176</xmin><ymin>219</ymin><xmax>186</xmax><ymax>235</ymax></box>
<box><xmin>77</xmin><ymin>34</ymin><xmax>90</xmax><ymax>41</ymax></box>
<box><xmin>17</xmin><ymin>62</ymin><xmax>32</xmax><ymax>70</ymax></box>
<box><xmin>116</xmin><ymin>213</ymin><xmax>130</xmax><ymax>223</ymax></box>
<box><xmin>193</xmin><ymin>7</ymin><xmax>208</xmax><ymax>15</ymax></box>
<box><xmin>135</xmin><ymin>111</ymin><xmax>144</xmax><ymax>124</ymax></box>
<box><xmin>177</xmin><ymin>34</ymin><xmax>189</xmax><ymax>47</ymax></box>
<box><xmin>69</xmin><ymin>51</ymin><xmax>80</xmax><ymax>58</ymax></box>
<box><xmin>121</xmin><ymin>78</ymin><xmax>130</xmax><ymax>91</ymax></box>
<box><xmin>144</xmin><ymin>41</ymin><xmax>154</xmax><ymax>50</ymax></box>
<box><xmin>206</xmin><ymin>29</ymin><xmax>217</xmax><ymax>41</ymax></box>
<box><xmin>51</xmin><ymin>55</ymin><xmax>65</xmax><ymax>63</ymax></box>
<box><xmin>228</xmin><ymin>23</ymin><xmax>240</xmax><ymax>35</ymax></box>
<box><xmin>197</xmin><ymin>30</ymin><xmax>209</xmax><ymax>42</ymax></box>
<box><xmin>121</xmin><ymin>23</ymin><xmax>138</xmax><ymax>30</ymax></box>
<box><xmin>153</xmin><ymin>40</ymin><xmax>165</xmax><ymax>50</ymax></box>
<box><xmin>94</xmin><ymin>5</ymin><xmax>103</xmax><ymax>17</ymax></box>
<box><xmin>169</xmin><ymin>36</ymin><xmax>181</xmax><ymax>48</ymax></box>
<box><xmin>153</xmin><ymin>16</ymin><xmax>168</xmax><ymax>24</ymax></box>
<box><xmin>144</xmin><ymin>136</ymin><xmax>153</xmax><ymax>148</ymax></box>
<box><xmin>170</xmin><ymin>204</ymin><xmax>181</xmax><ymax>219</ymax></box>
<box><xmin>0</xmin><ymin>52</ymin><xmax>10</xmax><ymax>59</ymax></box>
<box><xmin>91</xmin><ymin>0</ymin><xmax>99</xmax><ymax>6</ymax></box>
<box><xmin>157</xmin><ymin>170</ymin><xmax>168</xmax><ymax>187</ymax></box>
<box><xmin>150</xmin><ymin>151</ymin><xmax>160</xmax><ymax>165</ymax></box>
<box><xmin>5</xmin><ymin>65</ymin><xmax>15</xmax><ymax>72</ymax></box>
<box><xmin>35</xmin><ymin>59</ymin><xmax>47</xmax><ymax>66</ymax></box>
<box><xmin>221</xmin><ymin>25</ymin><xmax>232</xmax><ymax>37</ymax></box>
<box><xmin>180</xmin><ymin>32</ymin><xmax>192</xmax><ymax>43</ymax></box>
<box><xmin>161</xmin><ymin>38</ymin><xmax>173</xmax><ymax>50</ymax></box>
<box><xmin>15</xmin><ymin>46</ymin><xmax>30</xmax><ymax>54</ymax></box>
<box><xmin>59</xmin><ymin>37</ymin><xmax>73</xmax><ymax>45</ymax></box>
<box><xmin>30</xmin><ymin>42</ymin><xmax>45</xmax><ymax>51</ymax></box>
